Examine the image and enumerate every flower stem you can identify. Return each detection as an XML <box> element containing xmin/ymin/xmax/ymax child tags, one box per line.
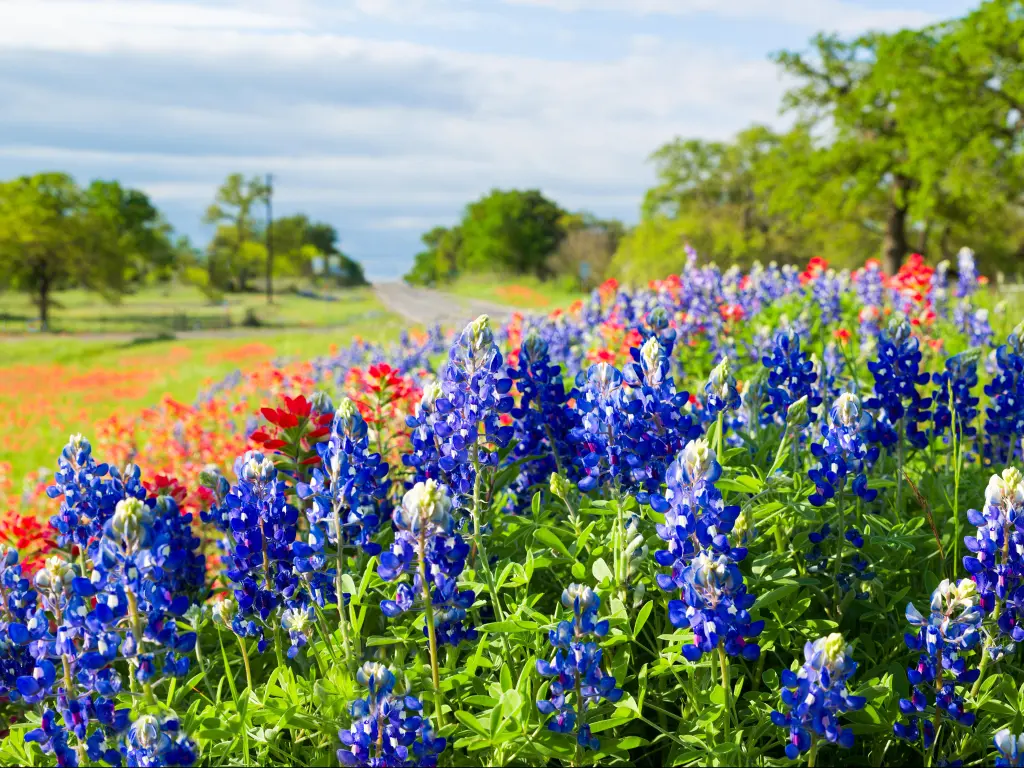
<box><xmin>718</xmin><ymin>643</ymin><xmax>732</xmax><ymax>746</ymax></box>
<box><xmin>333</xmin><ymin>503</ymin><xmax>355</xmax><ymax>671</ymax></box>
<box><xmin>807</xmin><ymin>735</ymin><xmax>819</xmax><ymax>767</ymax></box>
<box><xmin>832</xmin><ymin>486</ymin><xmax>846</xmax><ymax>614</ymax></box>
<box><xmin>237</xmin><ymin>635</ymin><xmax>253</xmax><ymax>692</ymax></box>
<box><xmin>125</xmin><ymin>589</ymin><xmax>156</xmax><ymax>705</ymax></box>
<box><xmin>715</xmin><ymin>412</ymin><xmax>724</xmax><ymax>465</ymax></box>
<box><xmin>896</xmin><ymin>417</ymin><xmax>905</xmax><ymax>518</ymax></box>
<box><xmin>418</xmin><ymin>528</ymin><xmax>446</xmax><ymax>729</ymax></box>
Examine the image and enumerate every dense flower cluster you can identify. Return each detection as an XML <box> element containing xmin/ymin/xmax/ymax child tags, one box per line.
<box><xmin>655</xmin><ymin>439</ymin><xmax>763</xmax><ymax>662</ymax></box>
<box><xmin>808</xmin><ymin>393</ymin><xmax>880</xmax><ymax>506</ymax></box>
<box><xmin>894</xmin><ymin>579</ymin><xmax>981</xmax><ymax>749</ymax></box>
<box><xmin>963</xmin><ymin>469</ymin><xmax>1024</xmax><ymax>655</ymax></box>
<box><xmin>772</xmin><ymin>633</ymin><xmax>866</xmax><ymax>759</ymax></box>
<box><xmin>933</xmin><ymin>351</ymin><xmax>981</xmax><ymax>443</ymax></box>
<box><xmin>378</xmin><ymin>481</ymin><xmax>477</xmax><ymax>647</ymax></box>
<box><xmin>404</xmin><ymin>316</ymin><xmax>514</xmax><ymax>505</ymax></box>
<box><xmin>761</xmin><ymin>331</ymin><xmax>822</xmax><ymax>427</ymax></box>
<box><xmin>337</xmin><ymin>662</ymin><xmax>446</xmax><ymax>767</ymax></box>
<box><xmin>866</xmin><ymin>316</ymin><xmax>932</xmax><ymax>451</ymax></box>
<box><xmin>984</xmin><ymin>324</ymin><xmax>1024</xmax><ymax>465</ymax></box>
<box><xmin>536</xmin><ymin>584</ymin><xmax>623</xmax><ymax>751</ymax></box>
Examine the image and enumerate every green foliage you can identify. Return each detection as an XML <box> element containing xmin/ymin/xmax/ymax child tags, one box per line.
<box><xmin>614</xmin><ymin>0</ymin><xmax>1024</xmax><ymax>283</ymax></box>
<box><xmin>0</xmin><ymin>172</ymin><xmax>170</xmax><ymax>328</ymax></box>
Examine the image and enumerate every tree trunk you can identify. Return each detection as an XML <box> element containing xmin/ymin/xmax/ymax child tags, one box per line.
<box><xmin>917</xmin><ymin>218</ymin><xmax>932</xmax><ymax>256</ymax></box>
<box><xmin>38</xmin><ymin>273</ymin><xmax>50</xmax><ymax>331</ymax></box>
<box><xmin>881</xmin><ymin>174</ymin><xmax>910</xmax><ymax>275</ymax></box>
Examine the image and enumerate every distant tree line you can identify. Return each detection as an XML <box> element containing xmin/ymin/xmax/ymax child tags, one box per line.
<box><xmin>409</xmin><ymin>0</ymin><xmax>1024</xmax><ymax>288</ymax></box>
<box><xmin>0</xmin><ymin>172</ymin><xmax>367</xmax><ymax>328</ymax></box>
<box><xmin>404</xmin><ymin>188</ymin><xmax>624</xmax><ymax>289</ymax></box>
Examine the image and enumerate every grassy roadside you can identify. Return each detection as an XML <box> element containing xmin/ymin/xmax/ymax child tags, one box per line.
<box><xmin>443</xmin><ymin>273</ymin><xmax>587</xmax><ymax>311</ymax></box>
<box><xmin>0</xmin><ymin>316</ymin><xmax>406</xmax><ymax>481</ymax></box>
<box><xmin>0</xmin><ymin>283</ymin><xmax>386</xmax><ymax>335</ymax></box>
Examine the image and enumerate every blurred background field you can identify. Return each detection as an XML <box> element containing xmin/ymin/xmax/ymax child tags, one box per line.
<box><xmin>0</xmin><ymin>311</ymin><xmax>406</xmax><ymax>481</ymax></box>
<box><xmin>0</xmin><ymin>282</ymin><xmax>388</xmax><ymax>335</ymax></box>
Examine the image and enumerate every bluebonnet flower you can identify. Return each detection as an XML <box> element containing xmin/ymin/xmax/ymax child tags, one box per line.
<box><xmin>653</xmin><ymin>440</ymin><xmax>759</xmax><ymax>659</ymax></box>
<box><xmin>298</xmin><ymin>396</ymin><xmax>389</xmax><ymax>558</ymax></box>
<box><xmin>955</xmin><ymin>247</ymin><xmax>978</xmax><ymax>298</ymax></box>
<box><xmin>894</xmin><ymin>579</ymin><xmax>980</xmax><ymax>750</ymax></box>
<box><xmin>995</xmin><ymin>730</ymin><xmax>1024</xmax><ymax>766</ymax></box>
<box><xmin>855</xmin><ymin>259</ymin><xmax>886</xmax><ymax>309</ymax></box>
<box><xmin>984</xmin><ymin>323</ymin><xmax>1024</xmax><ymax>466</ymax></box>
<box><xmin>569</xmin><ymin>362</ymin><xmax>626</xmax><ymax>493</ymax></box>
<box><xmin>25</xmin><ymin>708</ymin><xmax>78</xmax><ymax>767</ymax></box>
<box><xmin>772</xmin><ymin>633</ymin><xmax>866</xmax><ymax>759</ymax></box>
<box><xmin>963</xmin><ymin>469</ymin><xmax>1024</xmax><ymax>653</ymax></box>
<box><xmin>761</xmin><ymin>330</ymin><xmax>822</xmax><ymax>427</ymax></box>
<box><xmin>124</xmin><ymin>712</ymin><xmax>197</xmax><ymax>767</ymax></box>
<box><xmin>865</xmin><ymin>316</ymin><xmax>932</xmax><ymax>451</ymax></box>
<box><xmin>812</xmin><ymin>268</ymin><xmax>845</xmax><ymax>326</ymax></box>
<box><xmin>704</xmin><ymin>357</ymin><xmax>740</xmax><ymax>420</ymax></box>
<box><xmin>929</xmin><ymin>260</ymin><xmax>951</xmax><ymax>319</ymax></box>
<box><xmin>46</xmin><ymin>434</ymin><xmax>145</xmax><ymax>552</ymax></box>
<box><xmin>337</xmin><ymin>662</ymin><xmax>446</xmax><ymax>767</ymax></box>
<box><xmin>430</xmin><ymin>315</ymin><xmax>515</xmax><ymax>503</ymax></box>
<box><xmin>617</xmin><ymin>336</ymin><xmax>702</xmax><ymax>509</ymax></box>
<box><xmin>505</xmin><ymin>331</ymin><xmax>577</xmax><ymax>508</ymax></box>
<box><xmin>379</xmin><ymin>481</ymin><xmax>476</xmax><ymax>647</ymax></box>
<box><xmin>214</xmin><ymin>451</ymin><xmax>301</xmax><ymax>652</ymax></box>
<box><xmin>668</xmin><ymin>550</ymin><xmax>763</xmax><ymax>662</ymax></box>
<box><xmin>932</xmin><ymin>352</ymin><xmax>980</xmax><ymax>443</ymax></box>
<box><xmin>536</xmin><ymin>584</ymin><xmax>623</xmax><ymax>751</ymax></box>
<box><xmin>954</xmin><ymin>301</ymin><xmax>993</xmax><ymax>348</ymax></box>
<box><xmin>808</xmin><ymin>393</ymin><xmax>879</xmax><ymax>506</ymax></box>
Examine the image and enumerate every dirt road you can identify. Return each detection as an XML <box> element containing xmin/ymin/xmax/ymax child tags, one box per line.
<box><xmin>372</xmin><ymin>282</ymin><xmax>515</xmax><ymax>328</ymax></box>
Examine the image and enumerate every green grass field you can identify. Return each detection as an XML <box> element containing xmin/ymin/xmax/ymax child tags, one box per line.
<box><xmin>444</xmin><ymin>273</ymin><xmax>587</xmax><ymax>311</ymax></box>
<box><xmin>0</xmin><ymin>315</ymin><xmax>407</xmax><ymax>482</ymax></box>
<box><xmin>0</xmin><ymin>282</ymin><xmax>388</xmax><ymax>335</ymax></box>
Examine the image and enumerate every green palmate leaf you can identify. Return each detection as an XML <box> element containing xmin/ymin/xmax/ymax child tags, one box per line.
<box><xmin>455</xmin><ymin>711</ymin><xmax>489</xmax><ymax>737</ymax></box>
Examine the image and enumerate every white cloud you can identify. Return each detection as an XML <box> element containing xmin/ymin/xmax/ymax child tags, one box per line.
<box><xmin>501</xmin><ymin>0</ymin><xmax>938</xmax><ymax>34</ymax></box>
<box><xmin>0</xmin><ymin>0</ymin><xmax>803</xmax><ymax>276</ymax></box>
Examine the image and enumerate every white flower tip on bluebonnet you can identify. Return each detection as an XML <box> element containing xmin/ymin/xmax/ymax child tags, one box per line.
<box><xmin>931</xmin><ymin>578</ymin><xmax>978</xmax><ymax>614</ymax></box>
<box><xmin>995</xmin><ymin>729</ymin><xmax>1024</xmax><ymax>758</ymax></box>
<box><xmin>34</xmin><ymin>555</ymin><xmax>75</xmax><ymax>593</ymax></box>
<box><xmin>110</xmin><ymin>497</ymin><xmax>153</xmax><ymax>545</ymax></box>
<box><xmin>887</xmin><ymin>314</ymin><xmax>912</xmax><ymax>343</ymax></box>
<box><xmin>560</xmin><ymin>583</ymin><xmax>597</xmax><ymax>612</ymax></box>
<box><xmin>310</xmin><ymin>390</ymin><xmax>334</xmax><ymax>414</ymax></box>
<box><xmin>356</xmin><ymin>661</ymin><xmax>394</xmax><ymax>691</ymax></box>
<box><xmin>335</xmin><ymin>396</ymin><xmax>359</xmax><ymax>421</ymax></box>
<box><xmin>681</xmin><ymin>438</ymin><xmax>715</xmax><ymax>481</ymax></box>
<box><xmin>708</xmin><ymin>357</ymin><xmax>733</xmax><ymax>397</ymax></box>
<box><xmin>819</xmin><ymin>633</ymin><xmax>851</xmax><ymax>668</ymax></box>
<box><xmin>957</xmin><ymin>246</ymin><xmax>975</xmax><ymax>263</ymax></box>
<box><xmin>985</xmin><ymin>467</ymin><xmax>1024</xmax><ymax>521</ymax></box>
<box><xmin>402</xmin><ymin>479</ymin><xmax>452</xmax><ymax>529</ymax></box>
<box><xmin>212</xmin><ymin>594</ymin><xmax>238</xmax><ymax>625</ymax></box>
<box><xmin>936</xmin><ymin>259</ymin><xmax>950</xmax><ymax>275</ymax></box>
<box><xmin>466</xmin><ymin>314</ymin><xmax>494</xmax><ymax>356</ymax></box>
<box><xmin>241</xmin><ymin>451</ymin><xmax>276</xmax><ymax>484</ymax></box>
<box><xmin>832</xmin><ymin>392</ymin><xmax>861</xmax><ymax>428</ymax></box>
<box><xmin>131</xmin><ymin>714</ymin><xmax>162</xmax><ymax>749</ymax></box>
<box><xmin>419</xmin><ymin>380</ymin><xmax>442</xmax><ymax>413</ymax></box>
<box><xmin>282</xmin><ymin>607</ymin><xmax>313</xmax><ymax>633</ymax></box>
<box><xmin>640</xmin><ymin>336</ymin><xmax>662</xmax><ymax>378</ymax></box>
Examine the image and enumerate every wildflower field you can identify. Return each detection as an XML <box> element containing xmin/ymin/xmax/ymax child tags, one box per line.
<box><xmin>3</xmin><ymin>251</ymin><xmax>1024</xmax><ymax>768</ymax></box>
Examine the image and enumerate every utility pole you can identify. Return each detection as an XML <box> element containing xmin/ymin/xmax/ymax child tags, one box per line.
<box><xmin>265</xmin><ymin>172</ymin><xmax>274</xmax><ymax>304</ymax></box>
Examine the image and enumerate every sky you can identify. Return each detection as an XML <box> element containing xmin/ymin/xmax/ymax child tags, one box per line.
<box><xmin>0</xmin><ymin>0</ymin><xmax>980</xmax><ymax>280</ymax></box>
